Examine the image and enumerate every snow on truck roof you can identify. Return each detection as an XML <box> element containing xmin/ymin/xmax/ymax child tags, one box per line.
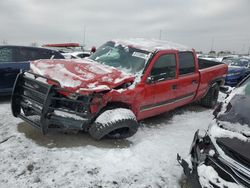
<box><xmin>112</xmin><ymin>38</ymin><xmax>192</xmax><ymax>52</ymax></box>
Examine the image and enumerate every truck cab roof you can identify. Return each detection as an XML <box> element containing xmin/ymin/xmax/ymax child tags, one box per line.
<box><xmin>112</xmin><ymin>38</ymin><xmax>193</xmax><ymax>53</ymax></box>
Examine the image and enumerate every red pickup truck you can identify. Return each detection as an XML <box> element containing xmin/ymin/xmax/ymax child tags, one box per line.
<box><xmin>11</xmin><ymin>39</ymin><xmax>228</xmax><ymax>140</ymax></box>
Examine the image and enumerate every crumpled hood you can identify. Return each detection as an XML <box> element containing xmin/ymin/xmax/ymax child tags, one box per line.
<box><xmin>209</xmin><ymin>89</ymin><xmax>250</xmax><ymax>163</ymax></box>
<box><xmin>30</xmin><ymin>58</ymin><xmax>134</xmax><ymax>94</ymax></box>
<box><xmin>216</xmin><ymin>136</ymin><xmax>250</xmax><ymax>163</ymax></box>
<box><xmin>209</xmin><ymin>119</ymin><xmax>250</xmax><ymax>164</ymax></box>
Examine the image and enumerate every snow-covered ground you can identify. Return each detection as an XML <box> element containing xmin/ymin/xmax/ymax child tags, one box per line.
<box><xmin>0</xmin><ymin>94</ymin><xmax>226</xmax><ymax>188</ymax></box>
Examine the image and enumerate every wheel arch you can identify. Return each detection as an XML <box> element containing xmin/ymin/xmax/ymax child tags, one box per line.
<box><xmin>106</xmin><ymin>101</ymin><xmax>132</xmax><ymax>110</ymax></box>
<box><xmin>92</xmin><ymin>101</ymin><xmax>134</xmax><ymax>122</ymax></box>
<box><xmin>202</xmin><ymin>77</ymin><xmax>225</xmax><ymax>98</ymax></box>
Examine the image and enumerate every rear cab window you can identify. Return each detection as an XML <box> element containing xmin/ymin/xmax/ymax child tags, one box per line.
<box><xmin>178</xmin><ymin>51</ymin><xmax>195</xmax><ymax>75</ymax></box>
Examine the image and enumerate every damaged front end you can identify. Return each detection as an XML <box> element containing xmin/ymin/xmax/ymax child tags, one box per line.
<box><xmin>178</xmin><ymin>128</ymin><xmax>250</xmax><ymax>188</ymax></box>
<box><xmin>11</xmin><ymin>71</ymin><xmax>102</xmax><ymax>134</ymax></box>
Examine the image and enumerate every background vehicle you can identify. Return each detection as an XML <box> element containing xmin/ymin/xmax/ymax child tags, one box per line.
<box><xmin>42</xmin><ymin>43</ymin><xmax>84</xmax><ymax>52</ymax></box>
<box><xmin>63</xmin><ymin>51</ymin><xmax>90</xmax><ymax>59</ymax></box>
<box><xmin>224</xmin><ymin>57</ymin><xmax>250</xmax><ymax>86</ymax></box>
<box><xmin>42</xmin><ymin>43</ymin><xmax>90</xmax><ymax>59</ymax></box>
<box><xmin>0</xmin><ymin>45</ymin><xmax>64</xmax><ymax>95</ymax></box>
<box><xmin>220</xmin><ymin>54</ymin><xmax>239</xmax><ymax>62</ymax></box>
<box><xmin>198</xmin><ymin>54</ymin><xmax>220</xmax><ymax>62</ymax></box>
<box><xmin>11</xmin><ymin>39</ymin><xmax>228</xmax><ymax>140</ymax></box>
<box><xmin>178</xmin><ymin>75</ymin><xmax>250</xmax><ymax>188</ymax></box>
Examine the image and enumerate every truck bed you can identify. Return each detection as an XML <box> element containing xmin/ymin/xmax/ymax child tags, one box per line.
<box><xmin>198</xmin><ymin>58</ymin><xmax>225</xmax><ymax>70</ymax></box>
<box><xmin>195</xmin><ymin>59</ymin><xmax>228</xmax><ymax>100</ymax></box>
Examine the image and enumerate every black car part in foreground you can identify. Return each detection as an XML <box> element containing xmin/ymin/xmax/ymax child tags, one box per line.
<box><xmin>177</xmin><ymin>75</ymin><xmax>250</xmax><ymax>188</ymax></box>
<box><xmin>11</xmin><ymin>71</ymin><xmax>101</xmax><ymax>134</ymax></box>
<box><xmin>178</xmin><ymin>130</ymin><xmax>250</xmax><ymax>188</ymax></box>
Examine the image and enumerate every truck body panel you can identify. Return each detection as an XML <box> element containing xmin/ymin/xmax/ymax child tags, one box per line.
<box><xmin>31</xmin><ymin>59</ymin><xmax>135</xmax><ymax>94</ymax></box>
<box><xmin>11</xmin><ymin>39</ymin><xmax>228</xmax><ymax>135</ymax></box>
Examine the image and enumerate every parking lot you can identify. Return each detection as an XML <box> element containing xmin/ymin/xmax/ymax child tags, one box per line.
<box><xmin>0</xmin><ymin>94</ymin><xmax>226</xmax><ymax>188</ymax></box>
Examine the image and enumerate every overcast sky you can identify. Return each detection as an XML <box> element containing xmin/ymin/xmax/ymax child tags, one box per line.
<box><xmin>0</xmin><ymin>0</ymin><xmax>249</xmax><ymax>53</ymax></box>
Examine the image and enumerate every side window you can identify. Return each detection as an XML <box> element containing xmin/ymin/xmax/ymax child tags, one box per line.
<box><xmin>28</xmin><ymin>49</ymin><xmax>41</xmax><ymax>60</ymax></box>
<box><xmin>78</xmin><ymin>53</ymin><xmax>89</xmax><ymax>58</ymax></box>
<box><xmin>0</xmin><ymin>47</ymin><xmax>13</xmax><ymax>62</ymax></box>
<box><xmin>150</xmin><ymin>54</ymin><xmax>176</xmax><ymax>81</ymax></box>
<box><xmin>178</xmin><ymin>52</ymin><xmax>195</xmax><ymax>75</ymax></box>
<box><xmin>40</xmin><ymin>49</ymin><xmax>65</xmax><ymax>59</ymax></box>
<box><xmin>36</xmin><ymin>49</ymin><xmax>52</xmax><ymax>59</ymax></box>
<box><xmin>17</xmin><ymin>47</ymin><xmax>33</xmax><ymax>61</ymax></box>
<box><xmin>50</xmin><ymin>51</ymin><xmax>65</xmax><ymax>59</ymax></box>
<box><xmin>17</xmin><ymin>48</ymin><xmax>55</xmax><ymax>61</ymax></box>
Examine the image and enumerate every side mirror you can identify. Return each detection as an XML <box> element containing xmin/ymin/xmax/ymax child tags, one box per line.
<box><xmin>146</xmin><ymin>76</ymin><xmax>154</xmax><ymax>84</ymax></box>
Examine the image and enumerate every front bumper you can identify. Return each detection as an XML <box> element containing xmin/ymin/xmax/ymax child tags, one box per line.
<box><xmin>11</xmin><ymin>71</ymin><xmax>99</xmax><ymax>134</ymax></box>
<box><xmin>177</xmin><ymin>154</ymin><xmax>202</xmax><ymax>188</ymax></box>
<box><xmin>177</xmin><ymin>131</ymin><xmax>202</xmax><ymax>188</ymax></box>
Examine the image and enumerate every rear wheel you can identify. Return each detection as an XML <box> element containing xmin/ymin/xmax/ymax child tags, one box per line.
<box><xmin>88</xmin><ymin>108</ymin><xmax>139</xmax><ymax>140</ymax></box>
<box><xmin>201</xmin><ymin>83</ymin><xmax>219</xmax><ymax>108</ymax></box>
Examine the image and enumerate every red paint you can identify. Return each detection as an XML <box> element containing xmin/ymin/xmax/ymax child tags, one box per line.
<box><xmin>31</xmin><ymin>59</ymin><xmax>135</xmax><ymax>94</ymax></box>
<box><xmin>42</xmin><ymin>43</ymin><xmax>80</xmax><ymax>47</ymax></box>
<box><xmin>31</xmin><ymin>48</ymin><xmax>228</xmax><ymax>121</ymax></box>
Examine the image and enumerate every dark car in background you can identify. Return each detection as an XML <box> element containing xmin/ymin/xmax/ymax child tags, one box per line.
<box><xmin>42</xmin><ymin>43</ymin><xmax>91</xmax><ymax>59</ymax></box>
<box><xmin>0</xmin><ymin>45</ymin><xmax>64</xmax><ymax>95</ymax></box>
<box><xmin>178</xmin><ymin>75</ymin><xmax>250</xmax><ymax>188</ymax></box>
<box><xmin>224</xmin><ymin>58</ymin><xmax>250</xmax><ymax>86</ymax></box>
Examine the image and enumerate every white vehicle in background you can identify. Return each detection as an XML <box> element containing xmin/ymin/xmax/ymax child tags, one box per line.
<box><xmin>71</xmin><ymin>51</ymin><xmax>91</xmax><ymax>58</ymax></box>
<box><xmin>42</xmin><ymin>43</ymin><xmax>90</xmax><ymax>59</ymax></box>
<box><xmin>61</xmin><ymin>51</ymin><xmax>91</xmax><ymax>59</ymax></box>
<box><xmin>220</xmin><ymin>54</ymin><xmax>239</xmax><ymax>62</ymax></box>
<box><xmin>198</xmin><ymin>54</ymin><xmax>220</xmax><ymax>62</ymax></box>
<box><xmin>198</xmin><ymin>54</ymin><xmax>240</xmax><ymax>63</ymax></box>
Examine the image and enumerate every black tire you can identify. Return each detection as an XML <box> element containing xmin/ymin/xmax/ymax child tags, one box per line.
<box><xmin>88</xmin><ymin>108</ymin><xmax>139</xmax><ymax>140</ymax></box>
<box><xmin>201</xmin><ymin>83</ymin><xmax>219</xmax><ymax>108</ymax></box>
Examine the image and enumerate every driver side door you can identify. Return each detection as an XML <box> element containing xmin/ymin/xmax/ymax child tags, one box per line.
<box><xmin>138</xmin><ymin>51</ymin><xmax>178</xmax><ymax>119</ymax></box>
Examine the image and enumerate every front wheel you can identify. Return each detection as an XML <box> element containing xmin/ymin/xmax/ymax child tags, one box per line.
<box><xmin>88</xmin><ymin>108</ymin><xmax>139</xmax><ymax>140</ymax></box>
<box><xmin>201</xmin><ymin>83</ymin><xmax>219</xmax><ymax>108</ymax></box>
